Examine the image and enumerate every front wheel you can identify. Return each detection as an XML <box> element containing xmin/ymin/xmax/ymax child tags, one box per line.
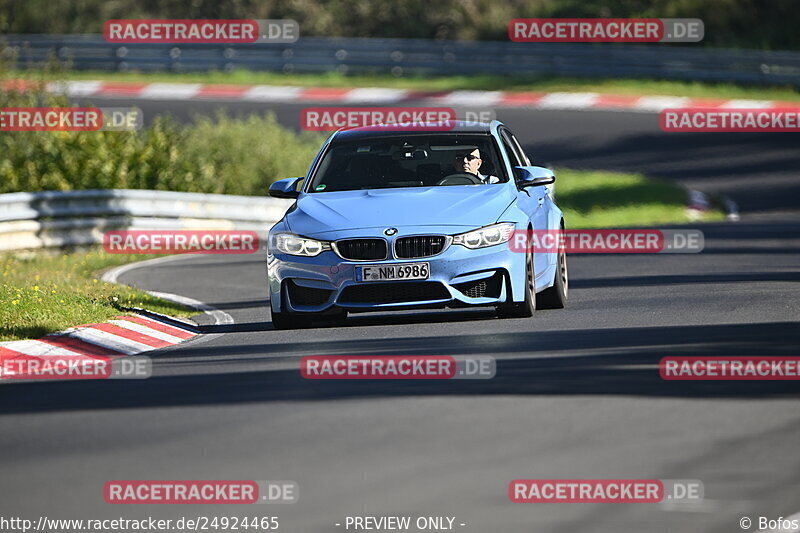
<box><xmin>537</xmin><ymin>245</ymin><xmax>568</xmax><ymax>309</ymax></box>
<box><xmin>271</xmin><ymin>308</ymin><xmax>347</xmax><ymax>330</ymax></box>
<box><xmin>497</xmin><ymin>249</ymin><xmax>536</xmax><ymax>318</ymax></box>
<box><xmin>316</xmin><ymin>309</ymin><xmax>348</xmax><ymax>324</ymax></box>
<box><xmin>270</xmin><ymin>308</ymin><xmax>311</xmax><ymax>330</ymax></box>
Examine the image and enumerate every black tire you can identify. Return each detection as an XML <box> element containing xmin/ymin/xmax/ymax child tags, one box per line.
<box><xmin>316</xmin><ymin>309</ymin><xmax>348</xmax><ymax>324</ymax></box>
<box><xmin>270</xmin><ymin>308</ymin><xmax>311</xmax><ymax>330</ymax></box>
<box><xmin>497</xmin><ymin>248</ymin><xmax>536</xmax><ymax>318</ymax></box>
<box><xmin>536</xmin><ymin>232</ymin><xmax>568</xmax><ymax>309</ymax></box>
<box><xmin>271</xmin><ymin>307</ymin><xmax>347</xmax><ymax>330</ymax></box>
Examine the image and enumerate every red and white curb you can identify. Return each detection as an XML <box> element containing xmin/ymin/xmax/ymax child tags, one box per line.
<box><xmin>4</xmin><ymin>80</ymin><xmax>799</xmax><ymax>113</ymax></box>
<box><xmin>1</xmin><ymin>254</ymin><xmax>236</xmax><ymax>379</ymax></box>
<box><xmin>0</xmin><ymin>314</ymin><xmax>197</xmax><ymax>378</ymax></box>
<box><xmin>100</xmin><ymin>254</ymin><xmax>234</xmax><ymax>336</ymax></box>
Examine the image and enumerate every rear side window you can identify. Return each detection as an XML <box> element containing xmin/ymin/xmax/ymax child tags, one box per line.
<box><xmin>508</xmin><ymin>131</ymin><xmax>531</xmax><ymax>165</ymax></box>
<box><xmin>499</xmin><ymin>130</ymin><xmax>523</xmax><ymax>167</ymax></box>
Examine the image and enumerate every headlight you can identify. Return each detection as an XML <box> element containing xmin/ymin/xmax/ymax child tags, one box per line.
<box><xmin>452</xmin><ymin>223</ymin><xmax>515</xmax><ymax>249</ymax></box>
<box><xmin>273</xmin><ymin>233</ymin><xmax>331</xmax><ymax>256</ymax></box>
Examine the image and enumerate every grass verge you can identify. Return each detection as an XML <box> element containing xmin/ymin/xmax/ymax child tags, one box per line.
<box><xmin>555</xmin><ymin>169</ymin><xmax>724</xmax><ymax>228</ymax></box>
<box><xmin>14</xmin><ymin>69</ymin><xmax>800</xmax><ymax>102</ymax></box>
<box><xmin>0</xmin><ymin>249</ymin><xmax>195</xmax><ymax>342</ymax></box>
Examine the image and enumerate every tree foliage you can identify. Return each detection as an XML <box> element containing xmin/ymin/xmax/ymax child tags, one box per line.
<box><xmin>1</xmin><ymin>0</ymin><xmax>798</xmax><ymax>50</ymax></box>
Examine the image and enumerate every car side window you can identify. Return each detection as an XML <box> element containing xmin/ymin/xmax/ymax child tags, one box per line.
<box><xmin>508</xmin><ymin>131</ymin><xmax>531</xmax><ymax>165</ymax></box>
<box><xmin>499</xmin><ymin>131</ymin><xmax>522</xmax><ymax>168</ymax></box>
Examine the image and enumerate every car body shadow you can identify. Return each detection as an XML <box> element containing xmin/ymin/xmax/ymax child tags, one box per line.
<box><xmin>2</xmin><ymin>320</ymin><xmax>799</xmax><ymax>415</ymax></box>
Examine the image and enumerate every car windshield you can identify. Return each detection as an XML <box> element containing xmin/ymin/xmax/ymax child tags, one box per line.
<box><xmin>307</xmin><ymin>134</ymin><xmax>506</xmax><ymax>193</ymax></box>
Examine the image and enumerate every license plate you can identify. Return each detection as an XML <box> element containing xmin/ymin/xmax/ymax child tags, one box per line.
<box><xmin>358</xmin><ymin>262</ymin><xmax>430</xmax><ymax>282</ymax></box>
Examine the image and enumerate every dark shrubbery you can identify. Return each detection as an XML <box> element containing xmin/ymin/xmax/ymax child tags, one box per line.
<box><xmin>1</xmin><ymin>0</ymin><xmax>797</xmax><ymax>50</ymax></box>
<box><xmin>0</xmin><ymin>81</ymin><xmax>325</xmax><ymax>195</ymax></box>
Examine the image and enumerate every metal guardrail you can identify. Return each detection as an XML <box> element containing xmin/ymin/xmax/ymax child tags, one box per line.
<box><xmin>0</xmin><ymin>189</ymin><xmax>292</xmax><ymax>251</ymax></box>
<box><xmin>4</xmin><ymin>34</ymin><xmax>800</xmax><ymax>87</ymax></box>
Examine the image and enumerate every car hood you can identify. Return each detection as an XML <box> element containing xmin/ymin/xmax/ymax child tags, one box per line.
<box><xmin>285</xmin><ymin>186</ymin><xmax>516</xmax><ymax>237</ymax></box>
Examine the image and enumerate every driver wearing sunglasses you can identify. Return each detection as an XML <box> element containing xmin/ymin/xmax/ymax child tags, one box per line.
<box><xmin>453</xmin><ymin>148</ymin><xmax>499</xmax><ymax>184</ymax></box>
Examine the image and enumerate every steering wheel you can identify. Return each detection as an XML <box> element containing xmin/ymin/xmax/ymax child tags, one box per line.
<box><xmin>436</xmin><ymin>173</ymin><xmax>483</xmax><ymax>186</ymax></box>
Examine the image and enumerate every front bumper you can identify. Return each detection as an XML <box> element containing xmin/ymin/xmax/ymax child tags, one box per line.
<box><xmin>267</xmin><ymin>238</ymin><xmax>525</xmax><ymax>313</ymax></box>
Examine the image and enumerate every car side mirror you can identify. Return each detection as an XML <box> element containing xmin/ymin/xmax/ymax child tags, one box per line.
<box><xmin>269</xmin><ymin>177</ymin><xmax>304</xmax><ymax>199</ymax></box>
<box><xmin>514</xmin><ymin>166</ymin><xmax>555</xmax><ymax>188</ymax></box>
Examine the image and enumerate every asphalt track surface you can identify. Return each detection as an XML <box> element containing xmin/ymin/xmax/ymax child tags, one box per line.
<box><xmin>1</xmin><ymin>96</ymin><xmax>800</xmax><ymax>533</ymax></box>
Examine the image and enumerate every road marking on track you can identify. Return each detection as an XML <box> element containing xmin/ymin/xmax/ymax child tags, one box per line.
<box><xmin>633</xmin><ymin>96</ymin><xmax>691</xmax><ymax>112</ymax></box>
<box><xmin>139</xmin><ymin>83</ymin><xmax>203</xmax><ymax>100</ymax></box>
<box><xmin>46</xmin><ymin>80</ymin><xmax>104</xmax><ymax>97</ymax></box>
<box><xmin>63</xmin><ymin>326</ymin><xmax>158</xmax><ymax>355</ymax></box>
<box><xmin>243</xmin><ymin>85</ymin><xmax>303</xmax><ymax>101</ymax></box>
<box><xmin>37</xmin><ymin>335</ymin><xmax>127</xmax><ymax>356</ymax></box>
<box><xmin>537</xmin><ymin>92</ymin><xmax>599</xmax><ymax>109</ymax></box>
<box><xmin>439</xmin><ymin>90</ymin><xmax>504</xmax><ymax>106</ymax></box>
<box><xmin>720</xmin><ymin>99</ymin><xmax>775</xmax><ymax>109</ymax></box>
<box><xmin>119</xmin><ymin>314</ymin><xmax>196</xmax><ymax>339</ymax></box>
<box><xmin>102</xmin><ymin>254</ymin><xmax>235</xmax><ymax>347</ymax></box>
<box><xmin>110</xmin><ymin>319</ymin><xmax>186</xmax><ymax>344</ymax></box>
<box><xmin>0</xmin><ymin>339</ymin><xmax>83</xmax><ymax>357</ymax></box>
<box><xmin>344</xmin><ymin>88</ymin><xmax>410</xmax><ymax>103</ymax></box>
<box><xmin>17</xmin><ymin>79</ymin><xmax>800</xmax><ymax>114</ymax></box>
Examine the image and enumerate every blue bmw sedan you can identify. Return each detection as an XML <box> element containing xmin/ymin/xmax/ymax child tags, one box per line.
<box><xmin>266</xmin><ymin>120</ymin><xmax>567</xmax><ymax>329</ymax></box>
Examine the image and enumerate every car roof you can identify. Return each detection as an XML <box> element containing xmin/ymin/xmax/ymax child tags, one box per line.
<box><xmin>333</xmin><ymin>120</ymin><xmax>498</xmax><ymax>141</ymax></box>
